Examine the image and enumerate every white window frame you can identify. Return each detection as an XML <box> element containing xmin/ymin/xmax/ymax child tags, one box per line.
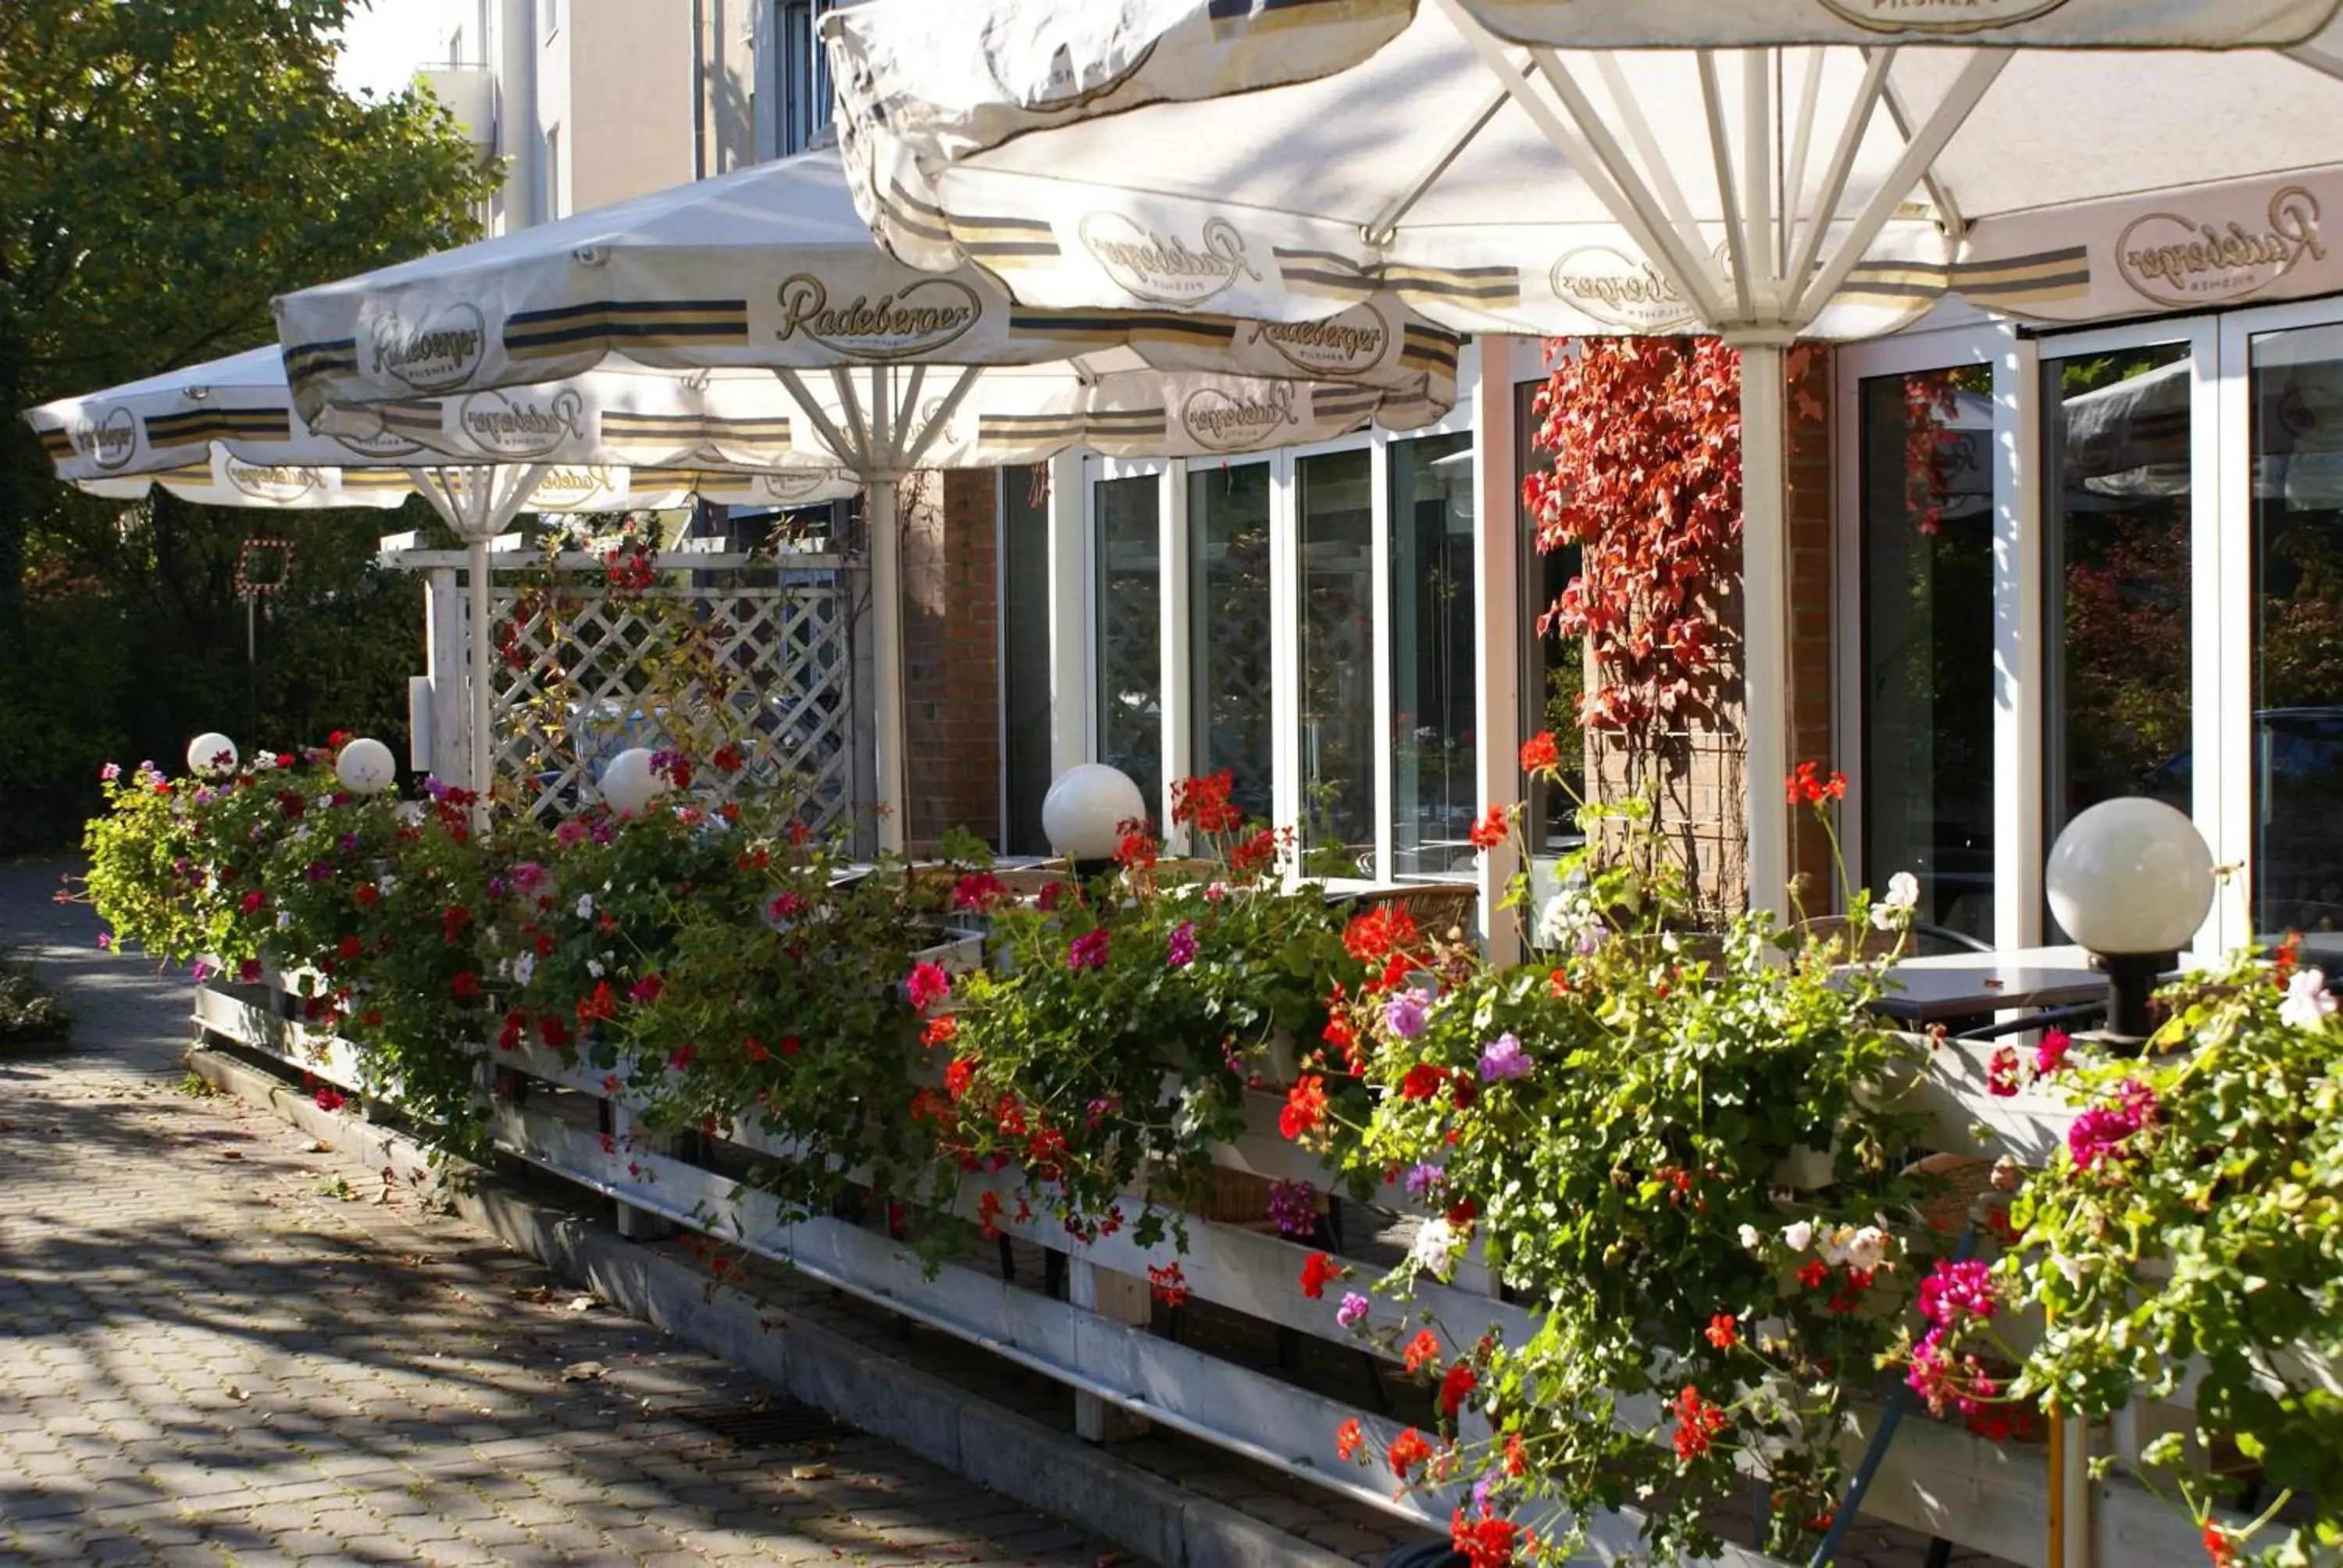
<box><xmin>1835</xmin><ymin>319</ymin><xmax>2042</xmax><ymax>949</ymax></box>
<box><xmin>1065</xmin><ymin>344</ymin><xmax>1486</xmax><ymax>885</ymax></box>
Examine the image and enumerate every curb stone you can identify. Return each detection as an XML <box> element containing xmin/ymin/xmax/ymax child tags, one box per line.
<box><xmin>187</xmin><ymin>1042</ymin><xmax>1366</xmax><ymax>1568</ymax></box>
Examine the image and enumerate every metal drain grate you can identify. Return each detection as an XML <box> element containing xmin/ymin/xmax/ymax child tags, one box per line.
<box><xmin>665</xmin><ymin>1398</ymin><xmax>859</xmax><ymax>1449</ymax></box>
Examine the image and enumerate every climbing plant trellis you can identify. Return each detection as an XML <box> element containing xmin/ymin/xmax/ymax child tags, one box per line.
<box><xmin>384</xmin><ymin>537</ymin><xmax>869</xmax><ymax>834</ymax></box>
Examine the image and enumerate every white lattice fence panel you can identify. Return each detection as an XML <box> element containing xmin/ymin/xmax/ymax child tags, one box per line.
<box><xmin>481</xmin><ymin>565</ymin><xmax>858</xmax><ymax>825</ymax></box>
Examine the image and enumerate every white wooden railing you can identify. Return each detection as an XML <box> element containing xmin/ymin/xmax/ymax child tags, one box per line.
<box><xmin>191</xmin><ymin>978</ymin><xmax>2230</xmax><ymax>1568</ymax></box>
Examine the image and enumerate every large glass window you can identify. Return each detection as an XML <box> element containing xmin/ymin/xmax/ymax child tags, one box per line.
<box><xmin>1000</xmin><ymin>466</ymin><xmax>1053</xmax><ymax>854</ymax></box>
<box><xmin>1858</xmin><ymin>365</ymin><xmax>1996</xmax><ymax>939</ymax></box>
<box><xmin>1297</xmin><ymin>450</ymin><xmax>1375</xmax><ymax>868</ymax></box>
<box><xmin>1389</xmin><ymin>433</ymin><xmax>1478</xmax><ymax>879</ymax></box>
<box><xmin>2043</xmin><ymin>343</ymin><xmax>2195</xmax><ymax>923</ymax></box>
<box><xmin>1517</xmin><ymin>380</ymin><xmax>1584</xmax><ymax>857</ymax></box>
<box><xmin>2248</xmin><ymin>324</ymin><xmax>2343</xmax><ymax>938</ymax></box>
<box><xmin>1095</xmin><ymin>474</ymin><xmax>1161</xmax><ymax>819</ymax></box>
<box><xmin>1189</xmin><ymin>461</ymin><xmax>1275</xmax><ymax>824</ymax></box>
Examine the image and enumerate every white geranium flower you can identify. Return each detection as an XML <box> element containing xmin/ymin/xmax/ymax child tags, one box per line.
<box><xmin>1409</xmin><ymin>1217</ymin><xmax>1460</xmax><ymax>1281</ymax></box>
<box><xmin>2051</xmin><ymin>1254</ymin><xmax>2084</xmax><ymax>1290</ymax></box>
<box><xmin>587</xmin><ymin>958</ymin><xmax>604</xmax><ymax>978</ymax></box>
<box><xmin>1781</xmin><ymin>1219</ymin><xmax>1814</xmax><ymax>1253</ymax></box>
<box><xmin>2280</xmin><ymin>968</ymin><xmax>2336</xmax><ymax>1032</ymax></box>
<box><xmin>1870</xmin><ymin>871</ymin><xmax>1921</xmax><ymax>930</ymax></box>
<box><xmin>376</xmin><ymin>872</ymin><xmax>397</xmax><ymax>895</ymax></box>
<box><xmin>1737</xmin><ymin>1224</ymin><xmax>1763</xmax><ymax>1253</ymax></box>
<box><xmin>512</xmin><ymin>951</ymin><xmax>536</xmax><ymax>987</ymax></box>
<box><xmin>576</xmin><ymin>893</ymin><xmax>595</xmax><ymax>921</ymax></box>
<box><xmin>394</xmin><ymin>802</ymin><xmax>424</xmax><ymax>826</ymax></box>
<box><xmin>1844</xmin><ymin>1226</ymin><xmax>1890</xmax><ymax>1274</ymax></box>
<box><xmin>1535</xmin><ymin>891</ymin><xmax>1607</xmax><ymax>955</ymax></box>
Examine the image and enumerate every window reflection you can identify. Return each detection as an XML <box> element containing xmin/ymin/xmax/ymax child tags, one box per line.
<box><xmin>1000</xmin><ymin>466</ymin><xmax>1053</xmax><ymax>853</ymax></box>
<box><xmin>2250</xmin><ymin>325</ymin><xmax>2343</xmax><ymax>938</ymax></box>
<box><xmin>1298</xmin><ymin>450</ymin><xmax>1375</xmax><ymax>868</ymax></box>
<box><xmin>1389</xmin><ymin>433</ymin><xmax>1477</xmax><ymax>880</ymax></box>
<box><xmin>1094</xmin><ymin>475</ymin><xmax>1161</xmax><ymax>820</ymax></box>
<box><xmin>1189</xmin><ymin>461</ymin><xmax>1274</xmax><ymax>824</ymax></box>
<box><xmin>2044</xmin><ymin>344</ymin><xmax>2195</xmax><ymax>937</ymax></box>
<box><xmin>1517</xmin><ymin>379</ymin><xmax>1584</xmax><ymax>857</ymax></box>
<box><xmin>1859</xmin><ymin>365</ymin><xmax>1995</xmax><ymax>939</ymax></box>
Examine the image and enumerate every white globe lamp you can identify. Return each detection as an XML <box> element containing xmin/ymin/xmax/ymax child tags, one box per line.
<box><xmin>187</xmin><ymin>732</ymin><xmax>238</xmax><ymax>777</ymax></box>
<box><xmin>1042</xmin><ymin>763</ymin><xmax>1147</xmax><ymax>871</ymax></box>
<box><xmin>334</xmin><ymin>737</ymin><xmax>397</xmax><ymax>796</ymax></box>
<box><xmin>2045</xmin><ymin>796</ymin><xmax>2216</xmax><ymax>1042</ymax></box>
<box><xmin>598</xmin><ymin>747</ymin><xmax>667</xmax><ymax>818</ymax></box>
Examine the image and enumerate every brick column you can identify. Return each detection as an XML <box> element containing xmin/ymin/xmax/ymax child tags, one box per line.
<box><xmin>1784</xmin><ymin>347</ymin><xmax>1838</xmax><ymax>909</ymax></box>
<box><xmin>899</xmin><ymin>469</ymin><xmax>1000</xmax><ymax>851</ymax></box>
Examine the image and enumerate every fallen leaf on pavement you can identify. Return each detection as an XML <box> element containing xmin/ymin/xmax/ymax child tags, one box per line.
<box><xmin>220</xmin><ymin>1150</ymin><xmax>244</xmax><ymax>1160</ymax></box>
<box><xmin>561</xmin><ymin>1361</ymin><xmax>606</xmax><ymax>1382</ymax></box>
<box><xmin>566</xmin><ymin>1296</ymin><xmax>594</xmax><ymax>1313</ymax></box>
<box><xmin>789</xmin><ymin>1463</ymin><xmax>833</xmax><ymax>1481</ymax></box>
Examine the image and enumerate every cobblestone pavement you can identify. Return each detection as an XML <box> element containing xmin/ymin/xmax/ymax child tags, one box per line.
<box><xmin>0</xmin><ymin>856</ymin><xmax>1118</xmax><ymax>1567</ymax></box>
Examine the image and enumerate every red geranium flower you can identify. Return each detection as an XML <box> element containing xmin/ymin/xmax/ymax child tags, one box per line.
<box><xmin>1403</xmin><ymin>1329</ymin><xmax>1443</xmax><ymax>1373</ymax></box>
<box><xmin>337</xmin><ymin>935</ymin><xmax>362</xmax><ymax>960</ymax></box>
<box><xmin>1279</xmin><ymin>1074</ymin><xmax>1328</xmax><ymax>1141</ymax></box>
<box><xmin>1705</xmin><ymin>1313</ymin><xmax>1739</xmax><ymax>1350</ymax></box>
<box><xmin>1451</xmin><ymin>1509</ymin><xmax>1521</xmax><ymax>1568</ymax></box>
<box><xmin>1146</xmin><ymin>1261</ymin><xmax>1189</xmax><ymax>1308</ymax></box>
<box><xmin>1400</xmin><ymin>1063</ymin><xmax>1446</xmax><ymax>1101</ymax></box>
<box><xmin>1797</xmin><ymin>1258</ymin><xmax>1831</xmax><ymax>1290</ymax></box>
<box><xmin>450</xmin><ymin>971</ymin><xmax>480</xmax><ymax>1000</ymax></box>
<box><xmin>1467</xmin><ymin>805</ymin><xmax>1509</xmax><ymax>851</ymax></box>
<box><xmin>1439</xmin><ymin>1360</ymin><xmax>1478</xmax><ymax>1418</ymax></box>
<box><xmin>1518</xmin><ymin>730</ymin><xmax>1560</xmax><ymax>773</ymax></box>
<box><xmin>1385</xmin><ymin>1427</ymin><xmax>1434</xmax><ymax>1479</ymax></box>
<box><xmin>1335</xmin><ymin>1417</ymin><xmax>1364</xmax><ymax>1463</ymax></box>
<box><xmin>1299</xmin><ymin>1251</ymin><xmax>1343</xmax><ymax>1300</ymax></box>
<box><xmin>1785</xmin><ymin>761</ymin><xmax>1849</xmax><ymax>807</ymax></box>
<box><xmin>1671</xmin><ymin>1384</ymin><xmax>1728</xmax><ymax>1461</ymax></box>
<box><xmin>313</xmin><ymin>1087</ymin><xmax>346</xmax><ymax>1113</ymax></box>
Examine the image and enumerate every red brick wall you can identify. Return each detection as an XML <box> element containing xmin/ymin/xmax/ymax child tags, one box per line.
<box><xmin>899</xmin><ymin>469</ymin><xmax>1000</xmax><ymax>850</ymax></box>
<box><xmin>1785</xmin><ymin>347</ymin><xmax>1838</xmax><ymax>908</ymax></box>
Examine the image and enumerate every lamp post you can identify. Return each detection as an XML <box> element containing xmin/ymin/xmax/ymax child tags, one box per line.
<box><xmin>335</xmin><ymin>738</ymin><xmax>397</xmax><ymax>796</ymax></box>
<box><xmin>2044</xmin><ymin>797</ymin><xmax>2216</xmax><ymax>1047</ymax></box>
<box><xmin>599</xmin><ymin>747</ymin><xmax>669</xmax><ymax>818</ymax></box>
<box><xmin>187</xmin><ymin>733</ymin><xmax>239</xmax><ymax>778</ymax></box>
<box><xmin>1041</xmin><ymin>764</ymin><xmax>1147</xmax><ymax>883</ymax></box>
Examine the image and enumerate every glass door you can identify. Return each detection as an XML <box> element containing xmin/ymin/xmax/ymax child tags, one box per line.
<box><xmin>1189</xmin><ymin>460</ymin><xmax>1275</xmax><ymax>824</ymax></box>
<box><xmin>1092</xmin><ymin>462</ymin><xmax>1165</xmax><ymax>820</ymax></box>
<box><xmin>2231</xmin><ymin>310</ymin><xmax>2343</xmax><ymax>953</ymax></box>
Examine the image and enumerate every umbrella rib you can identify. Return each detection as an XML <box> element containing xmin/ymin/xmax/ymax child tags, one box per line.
<box><xmin>831</xmin><ymin>366</ymin><xmax>875</xmax><ymax>471</ymax></box>
<box><xmin>1780</xmin><ymin>47</ymin><xmax>1824</xmax><ymax>279</ymax></box>
<box><xmin>897</xmin><ymin>366</ymin><xmax>981</xmax><ymax>472</ymax></box>
<box><xmin>1744</xmin><ymin>49</ymin><xmax>1774</xmax><ymax>290</ymax></box>
<box><xmin>2283</xmin><ymin>41</ymin><xmax>2343</xmax><ymax>82</ymax></box>
<box><xmin>1432</xmin><ymin>0</ymin><xmax>1721</xmax><ymax>320</ymax></box>
<box><xmin>1361</xmin><ymin>72</ymin><xmax>1519</xmax><ymax>247</ymax></box>
<box><xmin>1879</xmin><ymin>73</ymin><xmax>1968</xmax><ymax>240</ymax></box>
<box><xmin>1525</xmin><ymin>43</ymin><xmax>1728</xmax><ymax>324</ymax></box>
<box><xmin>892</xmin><ymin>364</ymin><xmax>928</xmax><ymax>471</ymax></box>
<box><xmin>773</xmin><ymin>367</ymin><xmax>863</xmax><ymax>475</ymax></box>
<box><xmin>1782</xmin><ymin>47</ymin><xmax>1894</xmax><ymax>319</ymax></box>
<box><xmin>1589</xmin><ymin>55</ymin><xmax>1707</xmax><ymax>268</ymax></box>
<box><xmin>1788</xmin><ymin>48</ymin><xmax>2009</xmax><ymax>326</ymax></box>
<box><xmin>1698</xmin><ymin>50</ymin><xmax>1754</xmax><ymax>320</ymax></box>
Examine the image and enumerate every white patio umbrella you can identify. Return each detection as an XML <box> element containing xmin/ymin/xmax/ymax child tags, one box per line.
<box><xmin>26</xmin><ymin>347</ymin><xmax>858</xmax><ymax>807</ymax></box>
<box><xmin>271</xmin><ymin>146</ymin><xmax>1462</xmax><ymax>853</ymax></box>
<box><xmin>823</xmin><ymin>0</ymin><xmax>2343</xmax><ymax>907</ymax></box>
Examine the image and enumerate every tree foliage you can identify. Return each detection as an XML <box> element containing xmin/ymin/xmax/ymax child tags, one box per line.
<box><xmin>0</xmin><ymin>0</ymin><xmax>497</xmax><ymax>847</ymax></box>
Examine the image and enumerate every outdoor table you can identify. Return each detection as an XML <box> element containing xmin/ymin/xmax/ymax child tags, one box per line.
<box><xmin>1869</xmin><ymin>944</ymin><xmax>2109</xmax><ymax>1025</ymax></box>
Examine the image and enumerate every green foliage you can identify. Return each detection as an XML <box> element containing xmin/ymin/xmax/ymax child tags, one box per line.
<box><xmin>0</xmin><ymin>948</ymin><xmax>70</xmax><ymax>1046</ymax></box>
<box><xmin>1325</xmin><ymin>797</ymin><xmax>1935</xmax><ymax>1563</ymax></box>
<box><xmin>941</xmin><ymin>797</ymin><xmax>1348</xmax><ymax>1248</ymax></box>
<box><xmin>1963</xmin><ymin>952</ymin><xmax>2343</xmax><ymax>1566</ymax></box>
<box><xmin>0</xmin><ymin>0</ymin><xmax>496</xmax><ymax>845</ymax></box>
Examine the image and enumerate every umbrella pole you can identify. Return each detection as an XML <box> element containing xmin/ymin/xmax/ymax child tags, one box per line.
<box><xmin>1740</xmin><ymin>341</ymin><xmax>1790</xmax><ymax>918</ymax></box>
<box><xmin>868</xmin><ymin>474</ymin><xmax>908</xmax><ymax>857</ymax></box>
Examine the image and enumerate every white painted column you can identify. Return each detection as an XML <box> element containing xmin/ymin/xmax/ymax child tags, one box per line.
<box><xmin>1048</xmin><ymin>452</ymin><xmax>1092</xmax><ymax>779</ymax></box>
<box><xmin>423</xmin><ymin>568</ymin><xmax>466</xmax><ymax>786</ymax></box>
<box><xmin>1159</xmin><ymin>461</ymin><xmax>1193</xmax><ymax>840</ymax></box>
<box><xmin>1992</xmin><ymin>334</ymin><xmax>2046</xmax><ymax>949</ymax></box>
<box><xmin>466</xmin><ymin>536</ymin><xmax>495</xmax><ymax>808</ymax></box>
<box><xmin>868</xmin><ymin>476</ymin><xmax>908</xmax><ymax>856</ymax></box>
<box><xmin>1739</xmin><ymin>342</ymin><xmax>1791</xmax><ymax>918</ymax></box>
<box><xmin>1471</xmin><ymin>339</ymin><xmax>1521</xmax><ymax>962</ymax></box>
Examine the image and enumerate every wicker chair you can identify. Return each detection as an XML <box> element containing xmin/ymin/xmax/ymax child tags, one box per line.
<box><xmin>1339</xmin><ymin>882</ymin><xmax>1479</xmax><ymax>939</ymax></box>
